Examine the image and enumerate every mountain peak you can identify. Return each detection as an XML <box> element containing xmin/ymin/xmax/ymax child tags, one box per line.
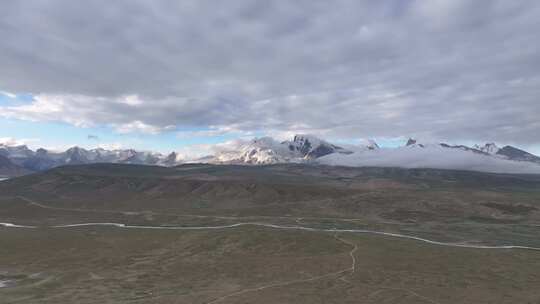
<box><xmin>366</xmin><ymin>139</ymin><xmax>379</xmax><ymax>150</ymax></box>
<box><xmin>36</xmin><ymin>148</ymin><xmax>48</xmax><ymax>156</ymax></box>
<box><xmin>66</xmin><ymin>146</ymin><xmax>84</xmax><ymax>152</ymax></box>
<box><xmin>496</xmin><ymin>145</ymin><xmax>540</xmax><ymax>163</ymax></box>
<box><xmin>287</xmin><ymin>134</ymin><xmax>349</xmax><ymax>159</ymax></box>
<box><xmin>293</xmin><ymin>134</ymin><xmax>321</xmax><ymax>142</ymax></box>
<box><xmin>160</xmin><ymin>151</ymin><xmax>181</xmax><ymax>166</ymax></box>
<box><xmin>473</xmin><ymin>143</ymin><xmax>500</xmax><ymax>154</ymax></box>
<box><xmin>405</xmin><ymin>138</ymin><xmax>425</xmax><ymax>148</ymax></box>
<box><xmin>63</xmin><ymin>146</ymin><xmax>91</xmax><ymax>164</ymax></box>
<box><xmin>406</xmin><ymin>138</ymin><xmax>417</xmax><ymax>146</ymax></box>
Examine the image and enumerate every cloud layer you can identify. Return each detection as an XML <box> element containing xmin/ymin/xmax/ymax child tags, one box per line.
<box><xmin>1</xmin><ymin>1</ymin><xmax>539</xmax><ymax>143</ymax></box>
<box><xmin>319</xmin><ymin>146</ymin><xmax>540</xmax><ymax>174</ymax></box>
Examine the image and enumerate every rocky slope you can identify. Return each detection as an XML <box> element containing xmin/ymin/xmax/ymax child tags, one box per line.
<box><xmin>0</xmin><ymin>154</ymin><xmax>30</xmax><ymax>177</ymax></box>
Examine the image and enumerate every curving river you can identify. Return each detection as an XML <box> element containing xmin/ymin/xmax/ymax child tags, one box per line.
<box><xmin>1</xmin><ymin>221</ymin><xmax>539</xmax><ymax>251</ymax></box>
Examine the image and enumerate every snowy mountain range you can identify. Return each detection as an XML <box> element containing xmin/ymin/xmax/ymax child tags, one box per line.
<box><xmin>1</xmin><ymin>135</ymin><xmax>540</xmax><ymax>176</ymax></box>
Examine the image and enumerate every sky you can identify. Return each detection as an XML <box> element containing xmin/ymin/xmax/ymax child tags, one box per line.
<box><xmin>1</xmin><ymin>1</ymin><xmax>539</xmax><ymax>155</ymax></box>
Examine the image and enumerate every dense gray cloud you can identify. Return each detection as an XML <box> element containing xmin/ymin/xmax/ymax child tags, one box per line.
<box><xmin>0</xmin><ymin>0</ymin><xmax>539</xmax><ymax>143</ymax></box>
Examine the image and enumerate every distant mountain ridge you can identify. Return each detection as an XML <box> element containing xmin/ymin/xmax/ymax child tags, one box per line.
<box><xmin>321</xmin><ymin>139</ymin><xmax>540</xmax><ymax>174</ymax></box>
<box><xmin>0</xmin><ymin>154</ymin><xmax>29</xmax><ymax>177</ymax></box>
<box><xmin>1</xmin><ymin>135</ymin><xmax>540</xmax><ymax>176</ymax></box>
<box><xmin>496</xmin><ymin>145</ymin><xmax>540</xmax><ymax>163</ymax></box>
<box><xmin>405</xmin><ymin>139</ymin><xmax>540</xmax><ymax>164</ymax></box>
<box><xmin>0</xmin><ymin>143</ymin><xmax>176</xmax><ymax>174</ymax></box>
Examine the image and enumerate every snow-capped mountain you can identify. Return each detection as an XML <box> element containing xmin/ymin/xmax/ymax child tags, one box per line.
<box><xmin>495</xmin><ymin>146</ymin><xmax>540</xmax><ymax>163</ymax></box>
<box><xmin>474</xmin><ymin>143</ymin><xmax>500</xmax><ymax>155</ymax></box>
<box><xmin>405</xmin><ymin>138</ymin><xmax>420</xmax><ymax>147</ymax></box>
<box><xmin>206</xmin><ymin>135</ymin><xmax>354</xmax><ymax>165</ymax></box>
<box><xmin>283</xmin><ymin>134</ymin><xmax>354</xmax><ymax>159</ymax></box>
<box><xmin>207</xmin><ymin>137</ymin><xmax>300</xmax><ymax>165</ymax></box>
<box><xmin>0</xmin><ymin>144</ymin><xmax>35</xmax><ymax>159</ymax></box>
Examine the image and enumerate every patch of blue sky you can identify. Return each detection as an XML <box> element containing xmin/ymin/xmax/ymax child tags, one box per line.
<box><xmin>333</xmin><ymin>137</ymin><xmax>406</xmax><ymax>148</ymax></box>
<box><xmin>0</xmin><ymin>91</ymin><xmax>34</xmax><ymax>106</ymax></box>
<box><xmin>0</xmin><ymin>93</ymin><xmax>14</xmax><ymax>105</ymax></box>
<box><xmin>0</xmin><ymin>117</ymin><xmax>248</xmax><ymax>153</ymax></box>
